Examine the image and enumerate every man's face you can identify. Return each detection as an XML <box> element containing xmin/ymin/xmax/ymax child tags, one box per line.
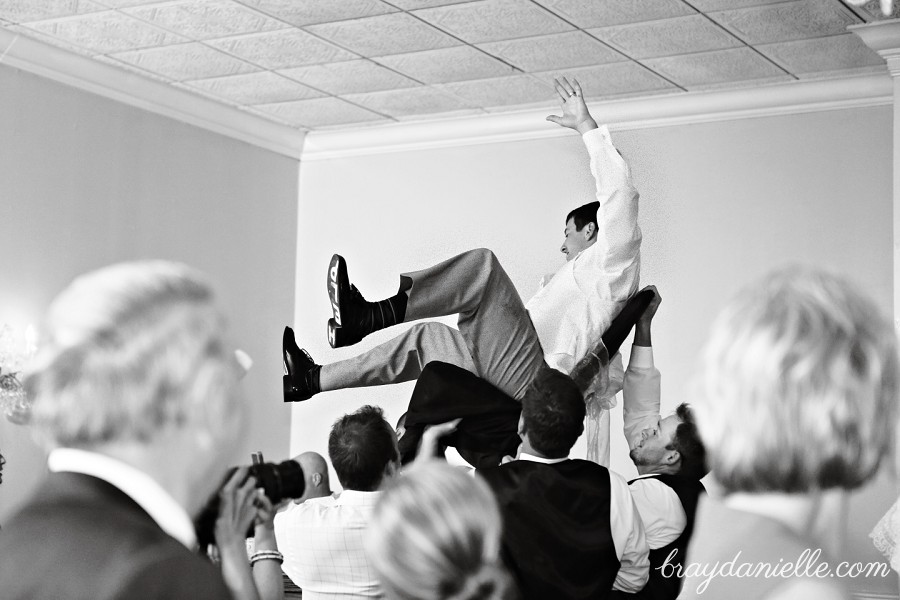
<box><xmin>629</xmin><ymin>414</ymin><xmax>681</xmax><ymax>468</ymax></box>
<box><xmin>560</xmin><ymin>218</ymin><xmax>594</xmax><ymax>262</ymax></box>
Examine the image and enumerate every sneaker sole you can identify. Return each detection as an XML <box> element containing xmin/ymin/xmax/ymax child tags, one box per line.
<box><xmin>327</xmin><ymin>254</ymin><xmax>347</xmax><ymax>329</ymax></box>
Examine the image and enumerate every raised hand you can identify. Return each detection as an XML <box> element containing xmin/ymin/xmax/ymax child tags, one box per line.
<box><xmin>546</xmin><ymin>77</ymin><xmax>597</xmax><ymax>135</ymax></box>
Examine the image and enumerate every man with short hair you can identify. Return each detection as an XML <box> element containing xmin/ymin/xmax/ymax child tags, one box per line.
<box><xmin>284</xmin><ymin>77</ymin><xmax>642</xmax><ymax>422</ymax></box>
<box><xmin>612</xmin><ymin>286</ymin><xmax>707</xmax><ymax>600</ymax></box>
<box><xmin>291</xmin><ymin>451</ymin><xmax>332</xmax><ymax>504</ymax></box>
<box><xmin>0</xmin><ymin>261</ymin><xmax>242</xmax><ymax>599</ymax></box>
<box><xmin>478</xmin><ymin>368</ymin><xmax>650</xmax><ymax>600</ymax></box>
<box><xmin>275</xmin><ymin>405</ymin><xmax>399</xmax><ymax>599</ymax></box>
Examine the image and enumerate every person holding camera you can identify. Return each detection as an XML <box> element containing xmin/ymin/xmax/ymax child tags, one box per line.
<box><xmin>275</xmin><ymin>405</ymin><xmax>400</xmax><ymax>598</ymax></box>
<box><xmin>0</xmin><ymin>261</ymin><xmax>243</xmax><ymax>599</ymax></box>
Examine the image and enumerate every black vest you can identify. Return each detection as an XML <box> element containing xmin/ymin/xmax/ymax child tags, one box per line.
<box><xmin>615</xmin><ymin>474</ymin><xmax>706</xmax><ymax>600</ymax></box>
<box><xmin>480</xmin><ymin>460</ymin><xmax>620</xmax><ymax>600</ymax></box>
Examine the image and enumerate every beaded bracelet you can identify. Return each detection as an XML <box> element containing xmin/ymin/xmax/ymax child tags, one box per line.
<box><xmin>250</xmin><ymin>550</ymin><xmax>284</xmax><ymax>566</ymax></box>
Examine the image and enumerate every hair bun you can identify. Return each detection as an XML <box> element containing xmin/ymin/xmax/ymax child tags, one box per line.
<box><xmin>448</xmin><ymin>563</ymin><xmax>509</xmax><ymax>600</ymax></box>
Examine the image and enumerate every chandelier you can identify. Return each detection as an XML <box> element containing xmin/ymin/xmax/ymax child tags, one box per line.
<box><xmin>0</xmin><ymin>324</ymin><xmax>37</xmax><ymax>425</ymax></box>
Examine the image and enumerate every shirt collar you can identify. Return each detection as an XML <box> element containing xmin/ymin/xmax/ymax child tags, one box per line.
<box><xmin>334</xmin><ymin>489</ymin><xmax>381</xmax><ymax>505</ymax></box>
<box><xmin>518</xmin><ymin>452</ymin><xmax>569</xmax><ymax>465</ymax></box>
<box><xmin>48</xmin><ymin>448</ymin><xmax>198</xmax><ymax>550</ymax></box>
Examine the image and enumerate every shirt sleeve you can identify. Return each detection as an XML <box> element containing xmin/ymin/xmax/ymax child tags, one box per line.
<box><xmin>628</xmin><ymin>478</ymin><xmax>687</xmax><ymax>549</ymax></box>
<box><xmin>623</xmin><ymin>345</ymin><xmax>661</xmax><ymax>449</ymax></box>
<box><xmin>608</xmin><ymin>470</ymin><xmax>650</xmax><ymax>593</ymax></box>
<box><xmin>576</xmin><ymin>126</ymin><xmax>641</xmax><ymax>303</ymax></box>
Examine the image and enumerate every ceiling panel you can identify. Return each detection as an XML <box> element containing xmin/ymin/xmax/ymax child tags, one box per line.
<box><xmin>183</xmin><ymin>70</ymin><xmax>326</xmax><ymax>104</ymax></box>
<box><xmin>533</xmin><ymin>61</ymin><xmax>677</xmax><ymax>97</ymax></box>
<box><xmin>687</xmin><ymin>0</ymin><xmax>794</xmax><ymax>10</ymax></box>
<box><xmin>235</xmin><ymin>0</ymin><xmax>398</xmax><ymax>27</ymax></box>
<box><xmin>643</xmin><ymin>47</ymin><xmax>791</xmax><ymax>88</ymax></box>
<box><xmin>110</xmin><ymin>41</ymin><xmax>259</xmax><ymax>79</ymax></box>
<box><xmin>342</xmin><ymin>86</ymin><xmax>477</xmax><ymax>118</ymax></box>
<box><xmin>23</xmin><ymin>11</ymin><xmax>185</xmax><ymax>53</ymax></box>
<box><xmin>590</xmin><ymin>15</ymin><xmax>744</xmax><ymax>60</ymax></box>
<box><xmin>436</xmin><ymin>73</ymin><xmax>553</xmax><ymax>108</ymax></box>
<box><xmin>477</xmin><ymin>31</ymin><xmax>625</xmax><ymax>71</ymax></box>
<box><xmin>533</xmin><ymin>0</ymin><xmax>695</xmax><ymax>28</ymax></box>
<box><xmin>374</xmin><ymin>46</ymin><xmax>516</xmax><ymax>84</ymax></box>
<box><xmin>414</xmin><ymin>0</ymin><xmax>573</xmax><ymax>44</ymax></box>
<box><xmin>255</xmin><ymin>96</ymin><xmax>388</xmax><ymax>127</ymax></box>
<box><xmin>124</xmin><ymin>1</ymin><xmax>287</xmax><ymax>40</ymax></box>
<box><xmin>388</xmin><ymin>0</ymin><xmax>476</xmax><ymax>8</ymax></box>
<box><xmin>306</xmin><ymin>12</ymin><xmax>459</xmax><ymax>56</ymax></box>
<box><xmin>0</xmin><ymin>1</ymin><xmax>106</xmax><ymax>24</ymax></box>
<box><xmin>709</xmin><ymin>0</ymin><xmax>860</xmax><ymax>44</ymax></box>
<box><xmin>756</xmin><ymin>33</ymin><xmax>885</xmax><ymax>76</ymax></box>
<box><xmin>279</xmin><ymin>59</ymin><xmax>421</xmax><ymax>95</ymax></box>
<box><xmin>207</xmin><ymin>29</ymin><xmax>357</xmax><ymax>69</ymax></box>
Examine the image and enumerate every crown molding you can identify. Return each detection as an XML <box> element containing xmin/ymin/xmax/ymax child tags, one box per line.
<box><xmin>0</xmin><ymin>28</ymin><xmax>306</xmax><ymax>159</ymax></box>
<box><xmin>301</xmin><ymin>72</ymin><xmax>892</xmax><ymax>161</ymax></box>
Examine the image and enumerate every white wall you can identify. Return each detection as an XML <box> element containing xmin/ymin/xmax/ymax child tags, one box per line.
<box><xmin>294</xmin><ymin>104</ymin><xmax>896</xmax><ymax>595</ymax></box>
<box><xmin>0</xmin><ymin>64</ymin><xmax>300</xmax><ymax>521</ymax></box>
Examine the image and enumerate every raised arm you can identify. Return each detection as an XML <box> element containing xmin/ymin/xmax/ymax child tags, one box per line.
<box><xmin>623</xmin><ymin>286</ymin><xmax>662</xmax><ymax>448</ymax></box>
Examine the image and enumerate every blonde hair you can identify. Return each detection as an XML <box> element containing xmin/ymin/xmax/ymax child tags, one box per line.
<box><xmin>366</xmin><ymin>462</ymin><xmax>512</xmax><ymax>600</ymax></box>
<box><xmin>24</xmin><ymin>261</ymin><xmax>240</xmax><ymax>449</ymax></box>
<box><xmin>695</xmin><ymin>267</ymin><xmax>899</xmax><ymax>493</ymax></box>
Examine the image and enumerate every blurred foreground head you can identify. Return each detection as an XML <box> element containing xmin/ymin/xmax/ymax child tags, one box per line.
<box><xmin>695</xmin><ymin>267</ymin><xmax>899</xmax><ymax>494</ymax></box>
<box><xmin>24</xmin><ymin>261</ymin><xmax>244</xmax><ymax>511</ymax></box>
<box><xmin>366</xmin><ymin>462</ymin><xmax>513</xmax><ymax>600</ymax></box>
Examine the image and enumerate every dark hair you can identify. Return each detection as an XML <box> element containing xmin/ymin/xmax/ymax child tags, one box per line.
<box><xmin>565</xmin><ymin>201</ymin><xmax>600</xmax><ymax>233</ymax></box>
<box><xmin>669</xmin><ymin>404</ymin><xmax>708</xmax><ymax>480</ymax></box>
<box><xmin>328</xmin><ymin>405</ymin><xmax>399</xmax><ymax>491</ymax></box>
<box><xmin>521</xmin><ymin>369</ymin><xmax>585</xmax><ymax>458</ymax></box>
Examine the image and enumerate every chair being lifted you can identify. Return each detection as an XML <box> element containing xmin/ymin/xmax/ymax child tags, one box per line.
<box><xmin>398</xmin><ymin>288</ymin><xmax>655</xmax><ymax>468</ymax></box>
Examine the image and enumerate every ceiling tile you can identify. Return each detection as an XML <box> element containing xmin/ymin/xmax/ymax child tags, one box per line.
<box><xmin>255</xmin><ymin>97</ymin><xmax>388</xmax><ymax>127</ymax></box>
<box><xmin>375</xmin><ymin>46</ymin><xmax>516</xmax><ymax>84</ymax></box>
<box><xmin>532</xmin><ymin>0</ymin><xmax>694</xmax><ymax>28</ymax></box>
<box><xmin>389</xmin><ymin>0</ymin><xmax>475</xmax><ymax>8</ymax></box>
<box><xmin>414</xmin><ymin>0</ymin><xmax>573</xmax><ymax>44</ymax></box>
<box><xmin>125</xmin><ymin>1</ymin><xmax>287</xmax><ymax>40</ymax></box>
<box><xmin>183</xmin><ymin>71</ymin><xmax>326</xmax><ymax>104</ymax></box>
<box><xmin>0</xmin><ymin>0</ymin><xmax>105</xmax><ymax>24</ymax></box>
<box><xmin>306</xmin><ymin>12</ymin><xmax>458</xmax><ymax>55</ymax></box>
<box><xmin>94</xmin><ymin>0</ymin><xmax>172</xmax><ymax>7</ymax></box>
<box><xmin>757</xmin><ymin>33</ymin><xmax>885</xmax><ymax>76</ymax></box>
<box><xmin>279</xmin><ymin>59</ymin><xmax>419</xmax><ymax>94</ymax></box>
<box><xmin>95</xmin><ymin>53</ymin><xmax>176</xmax><ymax>81</ymax></box>
<box><xmin>110</xmin><ymin>41</ymin><xmax>259</xmax><ymax>79</ymax></box>
<box><xmin>235</xmin><ymin>0</ymin><xmax>397</xmax><ymax>27</ymax></box>
<box><xmin>24</xmin><ymin>11</ymin><xmax>185</xmax><ymax>54</ymax></box>
<box><xmin>343</xmin><ymin>86</ymin><xmax>475</xmax><ymax>118</ymax></box>
<box><xmin>643</xmin><ymin>47</ymin><xmax>790</xmax><ymax>88</ymax></box>
<box><xmin>207</xmin><ymin>29</ymin><xmax>356</xmax><ymax>69</ymax></box>
<box><xmin>590</xmin><ymin>14</ymin><xmax>743</xmax><ymax>60</ymax></box>
<box><xmin>709</xmin><ymin>0</ymin><xmax>859</xmax><ymax>44</ymax></box>
<box><xmin>478</xmin><ymin>31</ymin><xmax>625</xmax><ymax>71</ymax></box>
<box><xmin>5</xmin><ymin>23</ymin><xmax>97</xmax><ymax>55</ymax></box>
<box><xmin>436</xmin><ymin>74</ymin><xmax>553</xmax><ymax>107</ymax></box>
<box><xmin>688</xmin><ymin>0</ymin><xmax>794</xmax><ymax>10</ymax></box>
<box><xmin>533</xmin><ymin>61</ymin><xmax>677</xmax><ymax>98</ymax></box>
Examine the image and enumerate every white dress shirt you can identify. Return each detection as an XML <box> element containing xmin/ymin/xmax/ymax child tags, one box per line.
<box><xmin>622</xmin><ymin>345</ymin><xmax>688</xmax><ymax>549</ymax></box>
<box><xmin>47</xmin><ymin>447</ymin><xmax>197</xmax><ymax>549</ymax></box>
<box><xmin>274</xmin><ymin>490</ymin><xmax>382</xmax><ymax>599</ymax></box>
<box><xmin>525</xmin><ymin>126</ymin><xmax>642</xmax><ymax>376</ymax></box>
<box><xmin>518</xmin><ymin>453</ymin><xmax>650</xmax><ymax>593</ymax></box>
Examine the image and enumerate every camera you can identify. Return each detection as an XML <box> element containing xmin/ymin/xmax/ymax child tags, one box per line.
<box><xmin>195</xmin><ymin>451</ymin><xmax>306</xmax><ymax>549</ymax></box>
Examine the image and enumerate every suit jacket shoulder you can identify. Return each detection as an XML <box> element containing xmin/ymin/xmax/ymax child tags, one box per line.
<box><xmin>0</xmin><ymin>472</ymin><xmax>232</xmax><ymax>600</ymax></box>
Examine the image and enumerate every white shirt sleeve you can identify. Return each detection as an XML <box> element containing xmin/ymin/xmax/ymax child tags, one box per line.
<box><xmin>576</xmin><ymin>127</ymin><xmax>641</xmax><ymax>303</ymax></box>
<box><xmin>623</xmin><ymin>345</ymin><xmax>661</xmax><ymax>449</ymax></box>
<box><xmin>628</xmin><ymin>477</ymin><xmax>687</xmax><ymax>549</ymax></box>
<box><xmin>608</xmin><ymin>470</ymin><xmax>650</xmax><ymax>592</ymax></box>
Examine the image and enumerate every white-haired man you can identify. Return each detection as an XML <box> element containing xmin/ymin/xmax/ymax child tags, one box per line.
<box><xmin>0</xmin><ymin>262</ymin><xmax>245</xmax><ymax>599</ymax></box>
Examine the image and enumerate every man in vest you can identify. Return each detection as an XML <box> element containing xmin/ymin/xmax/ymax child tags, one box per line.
<box><xmin>613</xmin><ymin>286</ymin><xmax>708</xmax><ymax>600</ymax></box>
<box><xmin>478</xmin><ymin>368</ymin><xmax>650</xmax><ymax>600</ymax></box>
